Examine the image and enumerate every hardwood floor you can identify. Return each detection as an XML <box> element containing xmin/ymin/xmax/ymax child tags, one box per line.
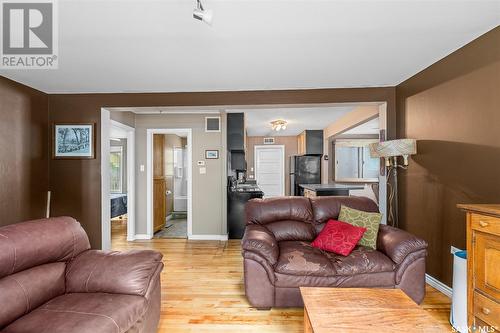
<box><xmin>111</xmin><ymin>220</ymin><xmax>452</xmax><ymax>332</ymax></box>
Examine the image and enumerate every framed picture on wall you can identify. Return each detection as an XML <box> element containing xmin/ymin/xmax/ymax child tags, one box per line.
<box><xmin>52</xmin><ymin>123</ymin><xmax>96</xmax><ymax>159</ymax></box>
<box><xmin>205</xmin><ymin>150</ymin><xmax>219</xmax><ymax>159</ymax></box>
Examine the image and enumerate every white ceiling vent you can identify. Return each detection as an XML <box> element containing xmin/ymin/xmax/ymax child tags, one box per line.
<box><xmin>263</xmin><ymin>137</ymin><xmax>275</xmax><ymax>145</ymax></box>
<box><xmin>205</xmin><ymin>116</ymin><xmax>221</xmax><ymax>132</ymax></box>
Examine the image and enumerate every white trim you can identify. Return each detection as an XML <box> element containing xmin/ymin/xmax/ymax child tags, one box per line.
<box><xmin>378</xmin><ymin>103</ymin><xmax>388</xmax><ymax>225</ymax></box>
<box><xmin>101</xmin><ymin>109</ymin><xmax>111</xmax><ymax>250</ymax></box>
<box><xmin>205</xmin><ymin>116</ymin><xmax>221</xmax><ymax>132</ymax></box>
<box><xmin>254</xmin><ymin>145</ymin><xmax>285</xmax><ymax>197</ymax></box>
<box><xmin>134</xmin><ymin>234</ymin><xmax>152</xmax><ymax>240</ymax></box>
<box><xmin>110</xmin><ymin>146</ymin><xmax>123</xmax><ymax>194</ymax></box>
<box><xmin>102</xmin><ymin>115</ymin><xmax>136</xmax><ymax>248</ymax></box>
<box><xmin>147</xmin><ymin>128</ymin><xmax>193</xmax><ymax>239</ymax></box>
<box><xmin>188</xmin><ymin>234</ymin><xmax>228</xmax><ymax>241</ymax></box>
<box><xmin>426</xmin><ymin>274</ymin><xmax>452</xmax><ymax>298</ymax></box>
<box><xmin>126</xmin><ymin>129</ymin><xmax>136</xmax><ymax>242</ymax></box>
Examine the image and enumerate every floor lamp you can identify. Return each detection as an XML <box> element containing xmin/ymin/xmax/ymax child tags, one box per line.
<box><xmin>369</xmin><ymin>139</ymin><xmax>417</xmax><ymax>228</ymax></box>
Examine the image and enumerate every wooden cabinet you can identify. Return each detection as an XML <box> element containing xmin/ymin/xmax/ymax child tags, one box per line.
<box><xmin>458</xmin><ymin>204</ymin><xmax>500</xmax><ymax>331</ymax></box>
<box><xmin>297</xmin><ymin>130</ymin><xmax>323</xmax><ymax>155</ymax></box>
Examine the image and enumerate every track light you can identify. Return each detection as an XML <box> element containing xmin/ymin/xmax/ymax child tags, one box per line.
<box><xmin>193</xmin><ymin>0</ymin><xmax>213</xmax><ymax>25</ymax></box>
<box><xmin>271</xmin><ymin>120</ymin><xmax>288</xmax><ymax>132</ymax></box>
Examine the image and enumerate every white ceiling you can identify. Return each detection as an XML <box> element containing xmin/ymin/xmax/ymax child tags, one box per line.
<box><xmin>1</xmin><ymin>0</ymin><xmax>498</xmax><ymax>93</ymax></box>
<box><xmin>230</xmin><ymin>105</ymin><xmax>356</xmax><ymax>136</ymax></box>
<box><xmin>343</xmin><ymin>117</ymin><xmax>379</xmax><ymax>135</ymax></box>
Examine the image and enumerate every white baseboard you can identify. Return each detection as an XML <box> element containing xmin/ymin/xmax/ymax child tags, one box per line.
<box><xmin>188</xmin><ymin>234</ymin><xmax>228</xmax><ymax>241</ymax></box>
<box><xmin>134</xmin><ymin>234</ymin><xmax>152</xmax><ymax>240</ymax></box>
<box><xmin>426</xmin><ymin>274</ymin><xmax>452</xmax><ymax>298</ymax></box>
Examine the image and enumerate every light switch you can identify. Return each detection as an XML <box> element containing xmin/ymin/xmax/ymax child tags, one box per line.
<box><xmin>250</xmin><ymin>167</ymin><xmax>254</xmax><ymax>172</ymax></box>
<box><xmin>199</xmin><ymin>167</ymin><xmax>206</xmax><ymax>174</ymax></box>
<box><xmin>140</xmin><ymin>164</ymin><xmax>145</xmax><ymax>172</ymax></box>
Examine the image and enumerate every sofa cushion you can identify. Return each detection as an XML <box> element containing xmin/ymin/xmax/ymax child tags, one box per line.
<box><xmin>310</xmin><ymin>196</ymin><xmax>379</xmax><ymax>225</ymax></box>
<box><xmin>246</xmin><ymin>197</ymin><xmax>313</xmax><ymax>225</ymax></box>
<box><xmin>338</xmin><ymin>205</ymin><xmax>382</xmax><ymax>249</ymax></box>
<box><xmin>3</xmin><ymin>293</ymin><xmax>146</xmax><ymax>333</ymax></box>
<box><xmin>311</xmin><ymin>220</ymin><xmax>366</xmax><ymax>256</ymax></box>
<box><xmin>265</xmin><ymin>220</ymin><xmax>316</xmax><ymax>242</ymax></box>
<box><xmin>0</xmin><ymin>217</ymin><xmax>90</xmax><ymax>279</ymax></box>
<box><xmin>275</xmin><ymin>241</ymin><xmax>395</xmax><ymax>277</ymax></box>
<box><xmin>0</xmin><ymin>263</ymin><xmax>66</xmax><ymax>328</ymax></box>
<box><xmin>66</xmin><ymin>249</ymin><xmax>163</xmax><ymax>296</ymax></box>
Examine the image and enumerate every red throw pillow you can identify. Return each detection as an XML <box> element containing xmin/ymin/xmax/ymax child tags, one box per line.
<box><xmin>311</xmin><ymin>219</ymin><xmax>367</xmax><ymax>256</ymax></box>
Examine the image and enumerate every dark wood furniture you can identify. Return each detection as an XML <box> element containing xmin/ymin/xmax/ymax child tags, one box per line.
<box><xmin>300</xmin><ymin>287</ymin><xmax>448</xmax><ymax>333</ymax></box>
<box><xmin>458</xmin><ymin>204</ymin><xmax>500</xmax><ymax>331</ymax></box>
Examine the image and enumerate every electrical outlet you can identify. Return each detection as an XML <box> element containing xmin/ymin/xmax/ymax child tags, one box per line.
<box><xmin>450</xmin><ymin>246</ymin><xmax>463</xmax><ymax>255</ymax></box>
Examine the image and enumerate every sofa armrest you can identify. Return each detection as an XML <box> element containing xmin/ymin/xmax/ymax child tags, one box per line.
<box><xmin>66</xmin><ymin>249</ymin><xmax>164</xmax><ymax>297</ymax></box>
<box><xmin>242</xmin><ymin>225</ymin><xmax>279</xmax><ymax>266</ymax></box>
<box><xmin>377</xmin><ymin>225</ymin><xmax>428</xmax><ymax>265</ymax></box>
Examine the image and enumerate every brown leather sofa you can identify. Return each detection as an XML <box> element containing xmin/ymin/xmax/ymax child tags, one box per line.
<box><xmin>0</xmin><ymin>217</ymin><xmax>163</xmax><ymax>333</ymax></box>
<box><xmin>242</xmin><ymin>196</ymin><xmax>428</xmax><ymax>308</ymax></box>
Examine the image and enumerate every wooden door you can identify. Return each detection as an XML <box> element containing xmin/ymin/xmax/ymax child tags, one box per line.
<box><xmin>153</xmin><ymin>179</ymin><xmax>166</xmax><ymax>232</ymax></box>
<box><xmin>153</xmin><ymin>134</ymin><xmax>166</xmax><ymax>232</ymax></box>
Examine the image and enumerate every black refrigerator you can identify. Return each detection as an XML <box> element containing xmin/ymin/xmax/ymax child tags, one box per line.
<box><xmin>290</xmin><ymin>155</ymin><xmax>322</xmax><ymax>196</ymax></box>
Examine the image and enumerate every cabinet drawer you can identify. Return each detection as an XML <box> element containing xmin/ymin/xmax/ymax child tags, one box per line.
<box><xmin>474</xmin><ymin>292</ymin><xmax>500</xmax><ymax>328</ymax></box>
<box><xmin>471</xmin><ymin>213</ymin><xmax>500</xmax><ymax>236</ymax></box>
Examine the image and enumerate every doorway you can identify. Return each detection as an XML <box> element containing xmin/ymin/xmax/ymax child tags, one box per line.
<box><xmin>101</xmin><ymin>111</ymin><xmax>136</xmax><ymax>250</ymax></box>
<box><xmin>254</xmin><ymin>145</ymin><xmax>285</xmax><ymax>198</ymax></box>
<box><xmin>147</xmin><ymin>129</ymin><xmax>192</xmax><ymax>239</ymax></box>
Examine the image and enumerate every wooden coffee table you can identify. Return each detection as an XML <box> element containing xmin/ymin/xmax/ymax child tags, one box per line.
<box><xmin>300</xmin><ymin>287</ymin><xmax>450</xmax><ymax>333</ymax></box>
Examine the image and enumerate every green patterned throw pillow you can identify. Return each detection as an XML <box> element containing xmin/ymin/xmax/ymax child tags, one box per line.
<box><xmin>338</xmin><ymin>205</ymin><xmax>382</xmax><ymax>249</ymax></box>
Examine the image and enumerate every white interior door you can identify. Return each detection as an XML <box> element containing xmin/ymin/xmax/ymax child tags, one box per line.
<box><xmin>255</xmin><ymin>145</ymin><xmax>285</xmax><ymax>198</ymax></box>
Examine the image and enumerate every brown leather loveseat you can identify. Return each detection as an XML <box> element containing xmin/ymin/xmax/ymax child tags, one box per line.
<box><xmin>242</xmin><ymin>196</ymin><xmax>428</xmax><ymax>308</ymax></box>
<box><xmin>0</xmin><ymin>217</ymin><xmax>163</xmax><ymax>333</ymax></box>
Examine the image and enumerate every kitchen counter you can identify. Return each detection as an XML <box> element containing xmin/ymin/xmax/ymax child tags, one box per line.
<box><xmin>299</xmin><ymin>183</ymin><xmax>365</xmax><ymax>197</ymax></box>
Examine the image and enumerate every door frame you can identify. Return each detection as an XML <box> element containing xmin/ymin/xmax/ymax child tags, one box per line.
<box><xmin>146</xmin><ymin>128</ymin><xmax>193</xmax><ymax>239</ymax></box>
<box><xmin>100</xmin><ymin>110</ymin><xmax>136</xmax><ymax>250</ymax></box>
<box><xmin>254</xmin><ymin>145</ymin><xmax>285</xmax><ymax>197</ymax></box>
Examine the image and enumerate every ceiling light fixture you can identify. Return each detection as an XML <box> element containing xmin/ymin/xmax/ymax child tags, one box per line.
<box><xmin>193</xmin><ymin>0</ymin><xmax>213</xmax><ymax>25</ymax></box>
<box><xmin>271</xmin><ymin>120</ymin><xmax>287</xmax><ymax>132</ymax></box>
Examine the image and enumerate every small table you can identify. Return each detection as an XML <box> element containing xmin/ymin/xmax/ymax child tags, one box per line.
<box><xmin>300</xmin><ymin>287</ymin><xmax>449</xmax><ymax>333</ymax></box>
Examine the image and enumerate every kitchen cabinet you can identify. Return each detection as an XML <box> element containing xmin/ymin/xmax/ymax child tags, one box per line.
<box><xmin>227</xmin><ymin>113</ymin><xmax>246</xmax><ymax>151</ymax></box>
<box><xmin>297</xmin><ymin>130</ymin><xmax>323</xmax><ymax>155</ymax></box>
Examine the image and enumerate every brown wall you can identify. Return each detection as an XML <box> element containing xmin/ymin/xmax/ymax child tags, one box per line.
<box><xmin>246</xmin><ymin>136</ymin><xmax>299</xmax><ymax>196</ymax></box>
<box><xmin>48</xmin><ymin>88</ymin><xmax>395</xmax><ymax>248</ymax></box>
<box><xmin>0</xmin><ymin>76</ymin><xmax>49</xmax><ymax>226</ymax></box>
<box><xmin>396</xmin><ymin>27</ymin><xmax>500</xmax><ymax>286</ymax></box>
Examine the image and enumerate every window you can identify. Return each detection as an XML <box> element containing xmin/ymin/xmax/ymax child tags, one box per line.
<box><xmin>334</xmin><ymin>139</ymin><xmax>379</xmax><ymax>182</ymax></box>
<box><xmin>110</xmin><ymin>146</ymin><xmax>123</xmax><ymax>193</ymax></box>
